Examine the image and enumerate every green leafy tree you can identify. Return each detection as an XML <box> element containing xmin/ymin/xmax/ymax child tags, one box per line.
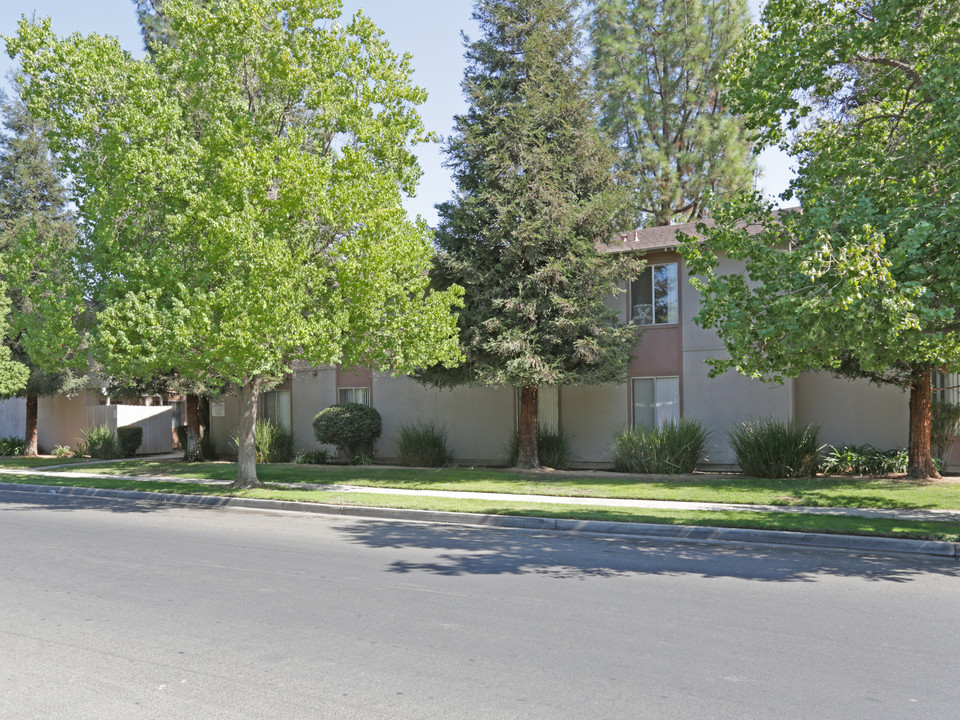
<box><xmin>0</xmin><ymin>90</ymin><xmax>86</xmax><ymax>455</ymax></box>
<box><xmin>679</xmin><ymin>0</ymin><xmax>960</xmax><ymax>479</ymax></box>
<box><xmin>0</xmin><ymin>262</ymin><xmax>28</xmax><ymax>398</ymax></box>
<box><xmin>592</xmin><ymin>0</ymin><xmax>756</xmax><ymax>227</ymax></box>
<box><xmin>427</xmin><ymin>0</ymin><xmax>640</xmax><ymax>469</ymax></box>
<box><xmin>8</xmin><ymin>0</ymin><xmax>463</xmax><ymax>486</ymax></box>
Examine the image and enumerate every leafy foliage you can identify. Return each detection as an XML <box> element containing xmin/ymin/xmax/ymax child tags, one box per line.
<box><xmin>117</xmin><ymin>426</ymin><xmax>143</xmax><ymax>457</ymax></box>
<box><xmin>0</xmin><ymin>90</ymin><xmax>85</xmax><ymax>402</ymax></box>
<box><xmin>592</xmin><ymin>0</ymin><xmax>755</xmax><ymax>226</ymax></box>
<box><xmin>727</xmin><ymin>419</ymin><xmax>821</xmax><ymax>478</ymax></box>
<box><xmin>313</xmin><ymin>403</ymin><xmax>382</xmax><ymax>460</ymax></box>
<box><xmin>819</xmin><ymin>444</ymin><xmax>910</xmax><ymax>476</ymax></box>
<box><xmin>77</xmin><ymin>425</ymin><xmax>121</xmax><ymax>460</ymax></box>
<box><xmin>231</xmin><ymin>420</ymin><xmax>293</xmax><ymax>464</ymax></box>
<box><xmin>931</xmin><ymin>399</ymin><xmax>960</xmax><ymax>459</ymax></box>
<box><xmin>397</xmin><ymin>421</ymin><xmax>452</xmax><ymax>468</ymax></box>
<box><xmin>294</xmin><ymin>449</ymin><xmax>329</xmax><ymax>465</ymax></box>
<box><xmin>51</xmin><ymin>444</ymin><xmax>72</xmax><ymax>458</ymax></box>
<box><xmin>8</xmin><ymin>0</ymin><xmax>463</xmax><ymax>485</ymax></box>
<box><xmin>679</xmin><ymin>0</ymin><xmax>960</xmax><ymax>478</ymax></box>
<box><xmin>506</xmin><ymin>428</ymin><xmax>572</xmax><ymax>470</ymax></box>
<box><xmin>613</xmin><ymin>420</ymin><xmax>707</xmax><ymax>474</ymax></box>
<box><xmin>0</xmin><ymin>435</ymin><xmax>25</xmax><ymax>456</ymax></box>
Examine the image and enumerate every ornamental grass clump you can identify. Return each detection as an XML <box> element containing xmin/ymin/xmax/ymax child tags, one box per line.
<box><xmin>613</xmin><ymin>420</ymin><xmax>707</xmax><ymax>474</ymax></box>
<box><xmin>506</xmin><ymin>428</ymin><xmax>572</xmax><ymax>469</ymax></box>
<box><xmin>231</xmin><ymin>420</ymin><xmax>294</xmax><ymax>463</ymax></box>
<box><xmin>728</xmin><ymin>419</ymin><xmax>821</xmax><ymax>478</ymax></box>
<box><xmin>77</xmin><ymin>424</ymin><xmax>120</xmax><ymax>460</ymax></box>
<box><xmin>397</xmin><ymin>421</ymin><xmax>452</xmax><ymax>467</ymax></box>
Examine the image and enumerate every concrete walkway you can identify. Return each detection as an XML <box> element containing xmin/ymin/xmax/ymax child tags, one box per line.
<box><xmin>1</xmin><ymin>465</ymin><xmax>958</xmax><ymax>524</ymax></box>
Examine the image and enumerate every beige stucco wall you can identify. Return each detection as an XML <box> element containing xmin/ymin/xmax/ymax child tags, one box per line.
<box><xmin>0</xmin><ymin>398</ymin><xmax>25</xmax><ymax>439</ymax></box>
<box><xmin>794</xmin><ymin>372</ymin><xmax>908</xmax><ymax>450</ymax></box>
<box><xmin>681</xmin><ymin>352</ymin><xmax>794</xmax><ymax>466</ymax></box>
<box><xmin>560</xmin><ymin>383</ymin><xmax>627</xmax><ymax>465</ymax></box>
<box><xmin>290</xmin><ymin>367</ymin><xmax>339</xmax><ymax>454</ymax></box>
<box><xmin>208</xmin><ymin>393</ymin><xmax>241</xmax><ymax>458</ymax></box>
<box><xmin>373</xmin><ymin>373</ymin><xmax>514</xmax><ymax>465</ymax></box>
<box><xmin>38</xmin><ymin>390</ymin><xmax>97</xmax><ymax>452</ymax></box>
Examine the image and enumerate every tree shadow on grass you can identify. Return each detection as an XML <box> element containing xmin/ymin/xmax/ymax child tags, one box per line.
<box><xmin>335</xmin><ymin>518</ymin><xmax>960</xmax><ymax>584</ymax></box>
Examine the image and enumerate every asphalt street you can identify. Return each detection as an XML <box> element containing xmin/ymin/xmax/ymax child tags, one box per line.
<box><xmin>1</xmin><ymin>488</ymin><xmax>958</xmax><ymax>719</ymax></box>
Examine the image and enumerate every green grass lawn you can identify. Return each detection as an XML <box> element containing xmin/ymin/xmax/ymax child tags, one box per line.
<box><xmin>57</xmin><ymin>459</ymin><xmax>960</xmax><ymax>511</ymax></box>
<box><xmin>0</xmin><ymin>456</ymin><xmax>88</xmax><ymax>468</ymax></box>
<box><xmin>1</xmin><ymin>472</ymin><xmax>957</xmax><ymax>542</ymax></box>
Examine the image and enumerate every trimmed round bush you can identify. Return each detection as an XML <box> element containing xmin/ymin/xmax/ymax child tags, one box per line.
<box><xmin>313</xmin><ymin>403</ymin><xmax>382</xmax><ymax>459</ymax></box>
<box><xmin>117</xmin><ymin>426</ymin><xmax>143</xmax><ymax>457</ymax></box>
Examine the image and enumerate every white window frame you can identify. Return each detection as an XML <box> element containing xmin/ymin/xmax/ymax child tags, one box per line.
<box><xmin>630</xmin><ymin>262</ymin><xmax>679</xmax><ymax>326</ymax></box>
<box><xmin>631</xmin><ymin>376</ymin><xmax>681</xmax><ymax>428</ymax></box>
<box><xmin>933</xmin><ymin>371</ymin><xmax>960</xmax><ymax>405</ymax></box>
<box><xmin>338</xmin><ymin>387</ymin><xmax>371</xmax><ymax>406</ymax></box>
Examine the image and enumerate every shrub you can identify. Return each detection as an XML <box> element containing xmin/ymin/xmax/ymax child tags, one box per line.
<box><xmin>0</xmin><ymin>435</ymin><xmax>25</xmax><ymax>456</ymax></box>
<box><xmin>233</xmin><ymin>420</ymin><xmax>294</xmax><ymax>463</ymax></box>
<box><xmin>313</xmin><ymin>403</ymin><xmax>382</xmax><ymax>460</ymax></box>
<box><xmin>295</xmin><ymin>449</ymin><xmax>329</xmax><ymax>465</ymax></box>
<box><xmin>613</xmin><ymin>420</ymin><xmax>707</xmax><ymax>474</ymax></box>
<box><xmin>817</xmin><ymin>444</ymin><xmax>939</xmax><ymax>476</ymax></box>
<box><xmin>506</xmin><ymin>427</ymin><xmax>571</xmax><ymax>469</ymax></box>
<box><xmin>79</xmin><ymin>424</ymin><xmax>121</xmax><ymax>460</ymax></box>
<box><xmin>52</xmin><ymin>444</ymin><xmax>73</xmax><ymax>458</ymax></box>
<box><xmin>397</xmin><ymin>421</ymin><xmax>452</xmax><ymax>467</ymax></box>
<box><xmin>117</xmin><ymin>426</ymin><xmax>143</xmax><ymax>457</ymax></box>
<box><xmin>728</xmin><ymin>418</ymin><xmax>821</xmax><ymax>478</ymax></box>
<box><xmin>931</xmin><ymin>399</ymin><xmax>960</xmax><ymax>459</ymax></box>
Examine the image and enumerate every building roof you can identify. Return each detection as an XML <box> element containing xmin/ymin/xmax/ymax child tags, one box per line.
<box><xmin>600</xmin><ymin>208</ymin><xmax>799</xmax><ymax>255</ymax></box>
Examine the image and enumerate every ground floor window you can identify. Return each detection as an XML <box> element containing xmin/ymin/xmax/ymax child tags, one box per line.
<box><xmin>632</xmin><ymin>376</ymin><xmax>680</xmax><ymax>428</ymax></box>
<box><xmin>338</xmin><ymin>387</ymin><xmax>371</xmax><ymax>406</ymax></box>
<box><xmin>933</xmin><ymin>371</ymin><xmax>960</xmax><ymax>405</ymax></box>
<box><xmin>263</xmin><ymin>390</ymin><xmax>292</xmax><ymax>429</ymax></box>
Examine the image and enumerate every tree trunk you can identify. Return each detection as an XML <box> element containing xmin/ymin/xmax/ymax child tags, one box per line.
<box><xmin>24</xmin><ymin>395</ymin><xmax>38</xmax><ymax>456</ymax></box>
<box><xmin>907</xmin><ymin>371</ymin><xmax>941</xmax><ymax>480</ymax></box>
<box><xmin>516</xmin><ymin>385</ymin><xmax>540</xmax><ymax>470</ymax></box>
<box><xmin>184</xmin><ymin>394</ymin><xmax>203</xmax><ymax>462</ymax></box>
<box><xmin>233</xmin><ymin>379</ymin><xmax>261</xmax><ymax>488</ymax></box>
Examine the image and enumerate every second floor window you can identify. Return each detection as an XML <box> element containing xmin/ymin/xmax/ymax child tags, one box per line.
<box><xmin>631</xmin><ymin>263</ymin><xmax>678</xmax><ymax>325</ymax></box>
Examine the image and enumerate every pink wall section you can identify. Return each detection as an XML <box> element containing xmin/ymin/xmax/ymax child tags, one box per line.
<box><xmin>628</xmin><ymin>325</ymin><xmax>682</xmax><ymax>378</ymax></box>
<box><xmin>337</xmin><ymin>366</ymin><xmax>373</xmax><ymax>392</ymax></box>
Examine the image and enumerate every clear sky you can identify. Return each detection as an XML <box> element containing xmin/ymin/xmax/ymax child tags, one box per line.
<box><xmin>1</xmin><ymin>0</ymin><xmax>793</xmax><ymax>228</ymax></box>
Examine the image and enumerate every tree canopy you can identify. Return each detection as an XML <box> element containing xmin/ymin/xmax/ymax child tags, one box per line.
<box><xmin>428</xmin><ymin>0</ymin><xmax>640</xmax><ymax>468</ymax></box>
<box><xmin>7</xmin><ymin>0</ymin><xmax>462</xmax><ymax>483</ymax></box>
<box><xmin>592</xmin><ymin>0</ymin><xmax>756</xmax><ymax>227</ymax></box>
<box><xmin>679</xmin><ymin>0</ymin><xmax>960</xmax><ymax>478</ymax></box>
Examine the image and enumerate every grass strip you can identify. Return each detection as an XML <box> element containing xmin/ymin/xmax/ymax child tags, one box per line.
<box><xmin>0</xmin><ymin>457</ymin><xmax>88</xmax><ymax>468</ymax></box>
<box><xmin>57</xmin><ymin>460</ymin><xmax>960</xmax><ymax>511</ymax></box>
<box><xmin>2</xmin><ymin>474</ymin><xmax>957</xmax><ymax>542</ymax></box>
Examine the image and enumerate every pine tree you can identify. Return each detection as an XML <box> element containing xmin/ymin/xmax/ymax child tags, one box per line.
<box><xmin>593</xmin><ymin>0</ymin><xmax>756</xmax><ymax>227</ymax></box>
<box><xmin>430</xmin><ymin>0</ymin><xmax>640</xmax><ymax>469</ymax></box>
<box><xmin>0</xmin><ymin>90</ymin><xmax>85</xmax><ymax>455</ymax></box>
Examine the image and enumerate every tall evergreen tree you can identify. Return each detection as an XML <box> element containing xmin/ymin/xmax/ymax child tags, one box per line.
<box><xmin>429</xmin><ymin>0</ymin><xmax>640</xmax><ymax>469</ymax></box>
<box><xmin>0</xmin><ymin>90</ymin><xmax>85</xmax><ymax>455</ymax></box>
<box><xmin>592</xmin><ymin>0</ymin><xmax>756</xmax><ymax>227</ymax></box>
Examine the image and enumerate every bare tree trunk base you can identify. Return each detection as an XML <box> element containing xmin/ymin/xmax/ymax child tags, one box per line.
<box><xmin>906</xmin><ymin>461</ymin><xmax>942</xmax><ymax>481</ymax></box>
<box><xmin>24</xmin><ymin>395</ymin><xmax>39</xmax><ymax>457</ymax></box>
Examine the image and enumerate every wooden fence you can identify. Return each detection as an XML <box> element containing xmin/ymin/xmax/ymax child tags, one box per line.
<box><xmin>85</xmin><ymin>404</ymin><xmax>174</xmax><ymax>455</ymax></box>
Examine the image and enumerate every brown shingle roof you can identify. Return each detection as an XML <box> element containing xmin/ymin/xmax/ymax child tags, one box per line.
<box><xmin>599</xmin><ymin>208</ymin><xmax>799</xmax><ymax>255</ymax></box>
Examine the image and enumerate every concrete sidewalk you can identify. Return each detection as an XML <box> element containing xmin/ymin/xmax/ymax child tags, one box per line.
<box><xmin>2</xmin><ymin>465</ymin><xmax>959</xmax><ymax>524</ymax></box>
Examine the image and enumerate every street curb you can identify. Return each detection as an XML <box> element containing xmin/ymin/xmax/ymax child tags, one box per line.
<box><xmin>3</xmin><ymin>482</ymin><xmax>958</xmax><ymax>559</ymax></box>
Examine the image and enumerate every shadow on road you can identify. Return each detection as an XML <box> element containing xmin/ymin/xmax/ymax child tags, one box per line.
<box><xmin>0</xmin><ymin>488</ymin><xmax>231</xmax><ymax>514</ymax></box>
<box><xmin>336</xmin><ymin>519</ymin><xmax>960</xmax><ymax>584</ymax></box>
